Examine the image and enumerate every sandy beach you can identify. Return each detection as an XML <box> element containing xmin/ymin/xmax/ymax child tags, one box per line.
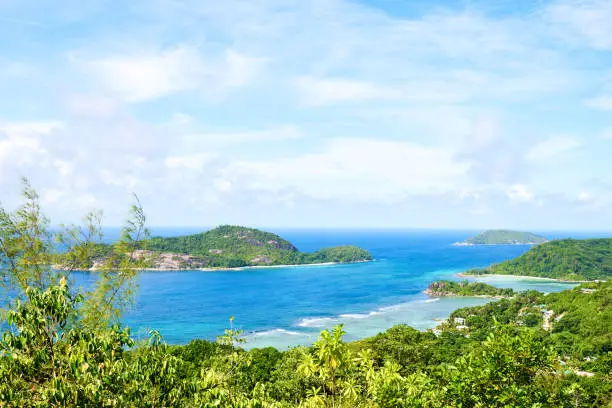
<box><xmin>70</xmin><ymin>259</ymin><xmax>373</xmax><ymax>272</ymax></box>
<box><xmin>456</xmin><ymin>272</ymin><xmax>590</xmax><ymax>283</ymax></box>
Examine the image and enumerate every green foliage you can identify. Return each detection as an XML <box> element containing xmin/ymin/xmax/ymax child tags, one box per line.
<box><xmin>546</xmin><ymin>283</ymin><xmax>612</xmax><ymax>361</ymax></box>
<box><xmin>425</xmin><ymin>279</ymin><xmax>515</xmax><ymax>297</ymax></box>
<box><xmin>449</xmin><ymin>282</ymin><xmax>612</xmax><ymax>371</ymax></box>
<box><xmin>460</xmin><ymin>229</ymin><xmax>549</xmax><ymax>245</ymax></box>
<box><xmin>1</xmin><ymin>179</ymin><xmax>56</xmax><ymax>301</ymax></box>
<box><xmin>441</xmin><ymin>325</ymin><xmax>557</xmax><ymax>407</ymax></box>
<box><xmin>115</xmin><ymin>225</ymin><xmax>371</xmax><ymax>268</ymax></box>
<box><xmin>300</xmin><ymin>246</ymin><xmax>373</xmax><ymax>264</ymax></box>
<box><xmin>1</xmin><ymin>181</ymin><xmax>610</xmax><ymax>407</ymax></box>
<box><xmin>466</xmin><ymin>238</ymin><xmax>612</xmax><ymax>281</ymax></box>
<box><xmin>148</xmin><ymin>225</ymin><xmax>298</xmax><ymax>264</ymax></box>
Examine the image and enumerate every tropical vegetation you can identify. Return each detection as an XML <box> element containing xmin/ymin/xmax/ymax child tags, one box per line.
<box><xmin>424</xmin><ymin>280</ymin><xmax>515</xmax><ymax>297</ymax></box>
<box><xmin>456</xmin><ymin>229</ymin><xmax>548</xmax><ymax>245</ymax></box>
<box><xmin>465</xmin><ymin>238</ymin><xmax>612</xmax><ymax>281</ymax></box>
<box><xmin>1</xmin><ymin>181</ymin><xmax>610</xmax><ymax>407</ymax></box>
<box><xmin>64</xmin><ymin>225</ymin><xmax>372</xmax><ymax>269</ymax></box>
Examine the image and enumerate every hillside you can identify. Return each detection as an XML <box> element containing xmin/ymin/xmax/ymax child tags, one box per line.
<box><xmin>455</xmin><ymin>229</ymin><xmax>548</xmax><ymax>246</ymax></box>
<box><xmin>73</xmin><ymin>225</ymin><xmax>372</xmax><ymax>269</ymax></box>
<box><xmin>348</xmin><ymin>280</ymin><xmax>612</xmax><ymax>407</ymax></box>
<box><xmin>446</xmin><ymin>281</ymin><xmax>611</xmax><ymax>369</ymax></box>
<box><xmin>465</xmin><ymin>238</ymin><xmax>612</xmax><ymax>281</ymax></box>
<box><xmin>424</xmin><ymin>280</ymin><xmax>515</xmax><ymax>297</ymax></box>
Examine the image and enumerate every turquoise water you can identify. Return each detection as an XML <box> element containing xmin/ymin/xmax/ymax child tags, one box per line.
<box><xmin>73</xmin><ymin>229</ymin><xmax>588</xmax><ymax>349</ymax></box>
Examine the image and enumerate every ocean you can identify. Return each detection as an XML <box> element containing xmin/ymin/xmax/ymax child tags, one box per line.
<box><xmin>71</xmin><ymin>229</ymin><xmax>601</xmax><ymax>349</ymax></box>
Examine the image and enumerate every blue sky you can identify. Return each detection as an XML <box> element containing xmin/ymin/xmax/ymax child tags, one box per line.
<box><xmin>0</xmin><ymin>0</ymin><xmax>611</xmax><ymax>229</ymax></box>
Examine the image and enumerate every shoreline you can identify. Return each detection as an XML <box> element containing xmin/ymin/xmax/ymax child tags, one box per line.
<box><xmin>422</xmin><ymin>290</ymin><xmax>507</xmax><ymax>299</ymax></box>
<box><xmin>68</xmin><ymin>259</ymin><xmax>373</xmax><ymax>273</ymax></box>
<box><xmin>452</xmin><ymin>242</ymin><xmax>543</xmax><ymax>247</ymax></box>
<box><xmin>456</xmin><ymin>272</ymin><xmax>588</xmax><ymax>283</ymax></box>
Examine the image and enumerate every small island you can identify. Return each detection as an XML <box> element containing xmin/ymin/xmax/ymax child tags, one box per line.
<box><xmin>424</xmin><ymin>280</ymin><xmax>515</xmax><ymax>297</ymax></box>
<box><xmin>63</xmin><ymin>225</ymin><xmax>372</xmax><ymax>270</ymax></box>
<box><xmin>462</xmin><ymin>238</ymin><xmax>612</xmax><ymax>281</ymax></box>
<box><xmin>453</xmin><ymin>230</ymin><xmax>548</xmax><ymax>246</ymax></box>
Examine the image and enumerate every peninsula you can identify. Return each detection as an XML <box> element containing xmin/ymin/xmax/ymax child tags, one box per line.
<box><xmin>453</xmin><ymin>229</ymin><xmax>548</xmax><ymax>246</ymax></box>
<box><xmin>65</xmin><ymin>225</ymin><xmax>372</xmax><ymax>270</ymax></box>
<box><xmin>424</xmin><ymin>280</ymin><xmax>515</xmax><ymax>297</ymax></box>
<box><xmin>463</xmin><ymin>238</ymin><xmax>612</xmax><ymax>281</ymax></box>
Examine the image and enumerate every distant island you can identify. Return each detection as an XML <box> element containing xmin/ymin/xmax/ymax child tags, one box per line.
<box><xmin>424</xmin><ymin>280</ymin><xmax>515</xmax><ymax>297</ymax></box>
<box><xmin>462</xmin><ymin>238</ymin><xmax>612</xmax><ymax>281</ymax></box>
<box><xmin>63</xmin><ymin>225</ymin><xmax>372</xmax><ymax>270</ymax></box>
<box><xmin>453</xmin><ymin>230</ymin><xmax>548</xmax><ymax>246</ymax></box>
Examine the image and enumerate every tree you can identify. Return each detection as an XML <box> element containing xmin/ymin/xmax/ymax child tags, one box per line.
<box><xmin>442</xmin><ymin>325</ymin><xmax>556</xmax><ymax>407</ymax></box>
<box><xmin>0</xmin><ymin>179</ymin><xmax>162</xmax><ymax>406</ymax></box>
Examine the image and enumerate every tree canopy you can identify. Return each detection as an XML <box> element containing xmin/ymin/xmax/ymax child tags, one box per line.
<box><xmin>457</xmin><ymin>230</ymin><xmax>548</xmax><ymax>245</ymax></box>
<box><xmin>465</xmin><ymin>238</ymin><xmax>612</xmax><ymax>281</ymax></box>
<box><xmin>68</xmin><ymin>225</ymin><xmax>373</xmax><ymax>269</ymax></box>
<box><xmin>425</xmin><ymin>280</ymin><xmax>515</xmax><ymax>297</ymax></box>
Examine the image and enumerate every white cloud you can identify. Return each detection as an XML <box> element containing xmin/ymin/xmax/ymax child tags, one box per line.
<box><xmin>0</xmin><ymin>121</ymin><xmax>64</xmax><ymax>135</ymax></box>
<box><xmin>294</xmin><ymin>77</ymin><xmax>403</xmax><ymax>106</ymax></box>
<box><xmin>0</xmin><ymin>121</ymin><xmax>62</xmax><ymax>172</ymax></box>
<box><xmin>526</xmin><ymin>136</ymin><xmax>581</xmax><ymax>161</ymax></box>
<box><xmin>81</xmin><ymin>46</ymin><xmax>206</xmax><ymax>102</ymax></box>
<box><xmin>41</xmin><ymin>188</ymin><xmax>66</xmax><ymax>205</ymax></box>
<box><xmin>459</xmin><ymin>190</ymin><xmax>481</xmax><ymax>201</ymax></box>
<box><xmin>213</xmin><ymin>178</ymin><xmax>232</xmax><ymax>192</ymax></box>
<box><xmin>468</xmin><ymin>206</ymin><xmax>493</xmax><ymax>215</ymax></box>
<box><xmin>53</xmin><ymin>159</ymin><xmax>73</xmax><ymax>177</ymax></box>
<box><xmin>0</xmin><ymin>135</ymin><xmax>44</xmax><ymax>164</ymax></box>
<box><xmin>223</xmin><ymin>138</ymin><xmax>469</xmax><ymax>200</ymax></box>
<box><xmin>546</xmin><ymin>0</ymin><xmax>612</xmax><ymax>50</ymax></box>
<box><xmin>223</xmin><ymin>50</ymin><xmax>267</xmax><ymax>88</ymax></box>
<box><xmin>79</xmin><ymin>46</ymin><xmax>265</xmax><ymax>103</ymax></box>
<box><xmin>506</xmin><ymin>184</ymin><xmax>533</xmax><ymax>202</ymax></box>
<box><xmin>65</xmin><ymin>94</ymin><xmax>119</xmax><ymax>118</ymax></box>
<box><xmin>164</xmin><ymin>153</ymin><xmax>217</xmax><ymax>171</ymax></box>
<box><xmin>586</xmin><ymin>95</ymin><xmax>612</xmax><ymax>111</ymax></box>
<box><xmin>181</xmin><ymin>125</ymin><xmax>302</xmax><ymax>146</ymax></box>
<box><xmin>600</xmin><ymin>128</ymin><xmax>612</xmax><ymax>140</ymax></box>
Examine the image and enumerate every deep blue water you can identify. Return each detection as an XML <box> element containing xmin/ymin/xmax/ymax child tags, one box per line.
<box><xmin>71</xmin><ymin>229</ymin><xmax>603</xmax><ymax>349</ymax></box>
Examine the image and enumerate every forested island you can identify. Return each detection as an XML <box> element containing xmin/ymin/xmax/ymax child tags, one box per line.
<box><xmin>424</xmin><ymin>280</ymin><xmax>515</xmax><ymax>297</ymax></box>
<box><xmin>454</xmin><ymin>229</ymin><xmax>549</xmax><ymax>246</ymax></box>
<box><xmin>62</xmin><ymin>225</ymin><xmax>372</xmax><ymax>270</ymax></box>
<box><xmin>464</xmin><ymin>238</ymin><xmax>612</xmax><ymax>281</ymax></box>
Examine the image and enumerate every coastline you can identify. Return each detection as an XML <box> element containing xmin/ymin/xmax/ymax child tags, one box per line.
<box><xmin>452</xmin><ymin>242</ymin><xmax>542</xmax><ymax>246</ymax></box>
<box><xmin>68</xmin><ymin>259</ymin><xmax>373</xmax><ymax>273</ymax></box>
<box><xmin>456</xmin><ymin>272</ymin><xmax>589</xmax><ymax>283</ymax></box>
<box><xmin>422</xmin><ymin>291</ymin><xmax>507</xmax><ymax>299</ymax></box>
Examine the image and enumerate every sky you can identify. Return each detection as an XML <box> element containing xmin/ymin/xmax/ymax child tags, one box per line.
<box><xmin>0</xmin><ymin>0</ymin><xmax>611</xmax><ymax>230</ymax></box>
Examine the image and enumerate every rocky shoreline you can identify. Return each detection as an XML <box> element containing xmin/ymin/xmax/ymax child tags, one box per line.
<box><xmin>61</xmin><ymin>257</ymin><xmax>373</xmax><ymax>272</ymax></box>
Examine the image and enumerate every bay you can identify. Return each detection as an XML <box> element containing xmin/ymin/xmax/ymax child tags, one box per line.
<box><xmin>72</xmin><ymin>229</ymin><xmax>594</xmax><ymax>349</ymax></box>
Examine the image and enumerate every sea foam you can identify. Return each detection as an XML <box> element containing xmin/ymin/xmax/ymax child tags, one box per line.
<box><xmin>252</xmin><ymin>328</ymin><xmax>307</xmax><ymax>337</ymax></box>
<box><xmin>297</xmin><ymin>317</ymin><xmax>336</xmax><ymax>328</ymax></box>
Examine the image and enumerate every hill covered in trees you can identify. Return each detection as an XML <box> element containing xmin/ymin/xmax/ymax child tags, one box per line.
<box><xmin>74</xmin><ymin>225</ymin><xmax>372</xmax><ymax>269</ymax></box>
<box><xmin>424</xmin><ymin>280</ymin><xmax>515</xmax><ymax>297</ymax></box>
<box><xmin>465</xmin><ymin>238</ymin><xmax>612</xmax><ymax>281</ymax></box>
<box><xmin>455</xmin><ymin>229</ymin><xmax>548</xmax><ymax>245</ymax></box>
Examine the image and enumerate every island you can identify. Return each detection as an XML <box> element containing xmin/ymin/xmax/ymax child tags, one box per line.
<box><xmin>453</xmin><ymin>229</ymin><xmax>548</xmax><ymax>246</ymax></box>
<box><xmin>65</xmin><ymin>225</ymin><xmax>372</xmax><ymax>270</ymax></box>
<box><xmin>462</xmin><ymin>238</ymin><xmax>612</xmax><ymax>281</ymax></box>
<box><xmin>424</xmin><ymin>280</ymin><xmax>515</xmax><ymax>297</ymax></box>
